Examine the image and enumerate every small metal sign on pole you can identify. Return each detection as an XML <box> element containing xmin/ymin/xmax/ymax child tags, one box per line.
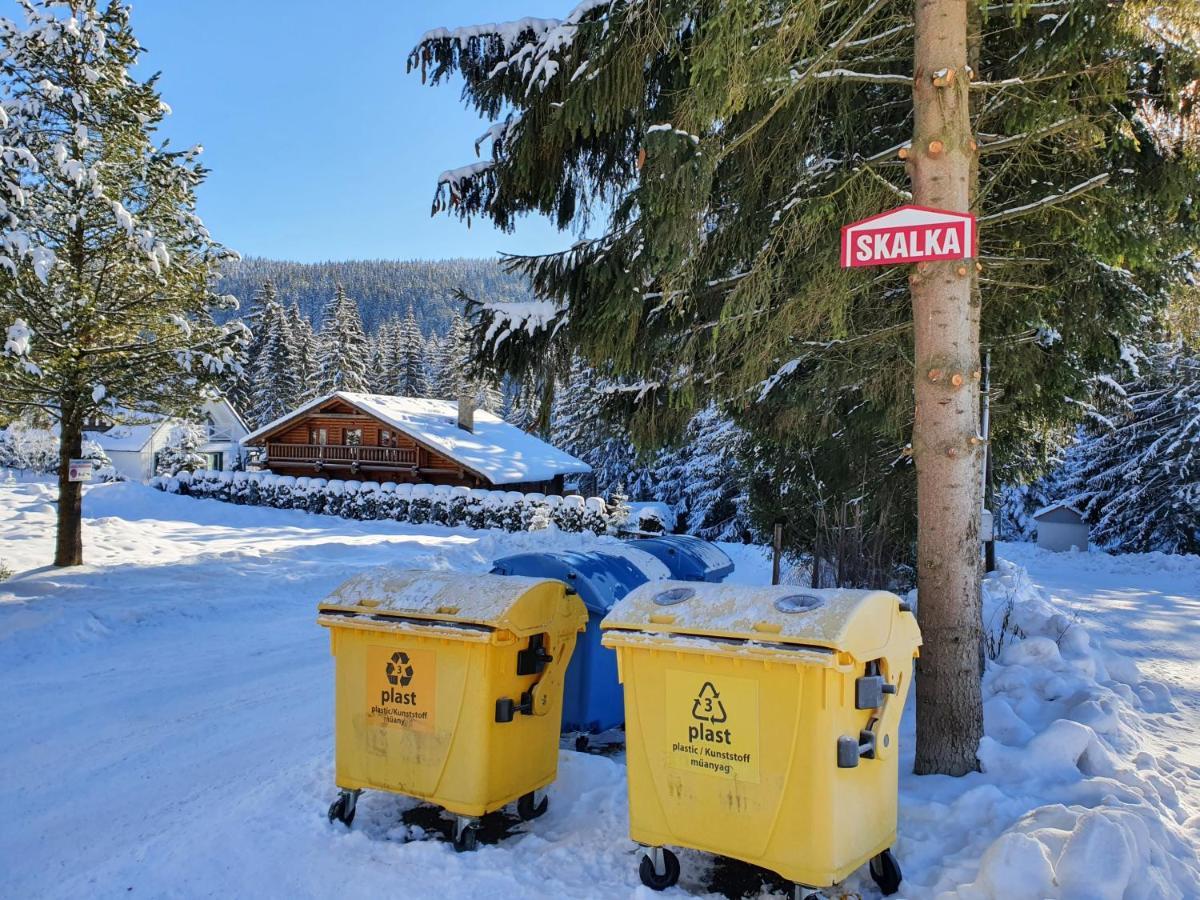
<box><xmin>67</xmin><ymin>459</ymin><xmax>93</xmax><ymax>483</ymax></box>
<box><xmin>840</xmin><ymin>204</ymin><xmax>977</xmax><ymax>268</ymax></box>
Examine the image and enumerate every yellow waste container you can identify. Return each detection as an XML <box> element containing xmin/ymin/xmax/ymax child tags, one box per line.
<box><xmin>601</xmin><ymin>581</ymin><xmax>921</xmax><ymax>897</ymax></box>
<box><xmin>318</xmin><ymin>568</ymin><xmax>587</xmax><ymax>850</ymax></box>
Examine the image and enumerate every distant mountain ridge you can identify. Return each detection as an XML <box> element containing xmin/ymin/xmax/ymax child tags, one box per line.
<box><xmin>216</xmin><ymin>257</ymin><xmax>535</xmax><ymax>335</ymax></box>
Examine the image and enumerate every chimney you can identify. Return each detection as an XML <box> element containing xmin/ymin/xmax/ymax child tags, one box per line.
<box><xmin>457</xmin><ymin>394</ymin><xmax>475</xmax><ymax>433</ymax></box>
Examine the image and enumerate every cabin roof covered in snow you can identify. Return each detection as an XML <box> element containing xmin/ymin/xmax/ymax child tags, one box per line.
<box><xmin>243</xmin><ymin>391</ymin><xmax>591</xmax><ymax>485</ymax></box>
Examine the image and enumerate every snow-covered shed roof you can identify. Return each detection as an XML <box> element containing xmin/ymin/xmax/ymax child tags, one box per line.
<box><xmin>1033</xmin><ymin>500</ymin><xmax>1085</xmax><ymax>520</ymax></box>
<box><xmin>244</xmin><ymin>391</ymin><xmax>591</xmax><ymax>485</ymax></box>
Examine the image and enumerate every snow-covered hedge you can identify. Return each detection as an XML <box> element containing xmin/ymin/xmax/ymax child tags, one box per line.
<box><xmin>151</xmin><ymin>470</ymin><xmax>618</xmax><ymax>534</ymax></box>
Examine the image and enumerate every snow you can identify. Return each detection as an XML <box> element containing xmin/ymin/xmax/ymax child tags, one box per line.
<box><xmin>244</xmin><ymin>391</ymin><xmax>591</xmax><ymax>486</ymax></box>
<box><xmin>4</xmin><ymin>318</ymin><xmax>33</xmax><ymax>356</ymax></box>
<box><xmin>1</xmin><ymin>483</ymin><xmax>1198</xmax><ymax>898</ymax></box>
<box><xmin>84</xmin><ymin>422</ymin><xmax>162</xmax><ymax>452</ymax></box>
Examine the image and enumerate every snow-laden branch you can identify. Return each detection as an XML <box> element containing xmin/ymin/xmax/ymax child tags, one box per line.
<box><xmin>480</xmin><ymin>300</ymin><xmax>568</xmax><ymax>351</ymax></box>
<box><xmin>811</xmin><ymin>69</ymin><xmax>912</xmax><ymax>86</ymax></box>
<box><xmin>980</xmin><ymin>173</ymin><xmax>1110</xmax><ymax>224</ymax></box>
<box><xmin>438</xmin><ymin>160</ymin><xmax>494</xmax><ymax>191</ymax></box>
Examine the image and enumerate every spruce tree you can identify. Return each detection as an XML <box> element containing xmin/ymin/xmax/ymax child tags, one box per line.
<box><xmin>425</xmin><ymin>331</ymin><xmax>448</xmax><ymax>398</ymax></box>
<box><xmin>249</xmin><ymin>297</ymin><xmax>301</xmax><ymax>426</ymax></box>
<box><xmin>316</xmin><ymin>285</ymin><xmax>370</xmax><ymax>393</ymax></box>
<box><xmin>0</xmin><ymin>0</ymin><xmax>245</xmax><ymax>565</ymax></box>
<box><xmin>288</xmin><ymin>302</ymin><xmax>319</xmax><ymax>403</ymax></box>
<box><xmin>1061</xmin><ymin>345</ymin><xmax>1199</xmax><ymax>554</ymax></box>
<box><xmin>412</xmin><ymin>0</ymin><xmax>1200</xmax><ymax>775</ymax></box>
<box><xmin>396</xmin><ymin>304</ymin><xmax>430</xmax><ymax>396</ymax></box>
<box><xmin>366</xmin><ymin>318</ymin><xmax>394</xmax><ymax>393</ymax></box>
<box><xmin>228</xmin><ymin>280</ymin><xmax>279</xmax><ymax>415</ymax></box>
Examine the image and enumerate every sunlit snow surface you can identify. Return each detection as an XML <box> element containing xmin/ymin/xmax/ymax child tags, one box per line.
<box><xmin>0</xmin><ymin>479</ymin><xmax>1196</xmax><ymax>898</ymax></box>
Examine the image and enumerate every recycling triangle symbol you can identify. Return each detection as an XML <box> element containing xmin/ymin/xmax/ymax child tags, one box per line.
<box><xmin>691</xmin><ymin>681</ymin><xmax>727</xmax><ymax>724</ymax></box>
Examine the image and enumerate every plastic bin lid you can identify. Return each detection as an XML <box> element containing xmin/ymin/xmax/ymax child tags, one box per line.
<box><xmin>490</xmin><ymin>550</ymin><xmax>657</xmax><ymax>615</ymax></box>
<box><xmin>627</xmin><ymin>535</ymin><xmax>735</xmax><ymax>581</ymax></box>
<box><xmin>319</xmin><ymin>567</ymin><xmax>583</xmax><ymax>634</ymax></box>
<box><xmin>601</xmin><ymin>580</ymin><xmax>920</xmax><ymax>661</ymax></box>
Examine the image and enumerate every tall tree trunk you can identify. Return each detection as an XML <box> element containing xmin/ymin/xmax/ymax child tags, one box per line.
<box><xmin>55</xmin><ymin>401</ymin><xmax>84</xmax><ymax>567</ymax></box>
<box><xmin>909</xmin><ymin>0</ymin><xmax>985</xmax><ymax>776</ymax></box>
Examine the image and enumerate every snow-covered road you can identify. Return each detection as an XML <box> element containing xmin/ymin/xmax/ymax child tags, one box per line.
<box><xmin>1</xmin><ymin>480</ymin><xmax>1197</xmax><ymax>899</ymax></box>
<box><xmin>1002</xmin><ymin>543</ymin><xmax>1200</xmax><ymax>769</ymax></box>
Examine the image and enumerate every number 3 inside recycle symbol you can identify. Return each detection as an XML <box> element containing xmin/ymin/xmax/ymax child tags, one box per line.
<box><xmin>691</xmin><ymin>681</ymin><xmax>727</xmax><ymax>724</ymax></box>
<box><xmin>386</xmin><ymin>651</ymin><xmax>414</xmax><ymax>687</ymax></box>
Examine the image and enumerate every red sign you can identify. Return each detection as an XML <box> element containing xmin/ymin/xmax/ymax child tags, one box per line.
<box><xmin>841</xmin><ymin>204</ymin><xmax>976</xmax><ymax>268</ymax></box>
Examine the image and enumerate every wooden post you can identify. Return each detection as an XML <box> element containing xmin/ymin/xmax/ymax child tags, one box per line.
<box><xmin>910</xmin><ymin>0</ymin><xmax>985</xmax><ymax>776</ymax></box>
<box><xmin>771</xmin><ymin>519</ymin><xmax>785</xmax><ymax>585</ymax></box>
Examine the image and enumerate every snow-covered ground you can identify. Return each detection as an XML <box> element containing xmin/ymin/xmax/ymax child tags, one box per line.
<box><xmin>1</xmin><ymin>480</ymin><xmax>1197</xmax><ymax>898</ymax></box>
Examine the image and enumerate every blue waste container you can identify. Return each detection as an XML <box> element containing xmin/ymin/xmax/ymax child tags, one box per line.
<box><xmin>490</xmin><ymin>550</ymin><xmax>653</xmax><ymax>734</ymax></box>
<box><xmin>627</xmin><ymin>534</ymin><xmax>735</xmax><ymax>583</ymax></box>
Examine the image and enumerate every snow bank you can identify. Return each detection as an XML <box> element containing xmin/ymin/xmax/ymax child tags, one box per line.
<box><xmin>900</xmin><ymin>560</ymin><xmax>1200</xmax><ymax>898</ymax></box>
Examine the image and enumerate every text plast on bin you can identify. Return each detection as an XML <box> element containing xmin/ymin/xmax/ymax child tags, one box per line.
<box><xmin>840</xmin><ymin>205</ymin><xmax>977</xmax><ymax>268</ymax></box>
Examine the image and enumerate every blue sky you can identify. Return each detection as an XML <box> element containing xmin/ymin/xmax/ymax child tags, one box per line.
<box><xmin>116</xmin><ymin>1</ymin><xmax>569</xmax><ymax>263</ymax></box>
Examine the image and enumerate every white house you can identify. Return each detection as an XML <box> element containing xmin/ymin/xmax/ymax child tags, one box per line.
<box><xmin>86</xmin><ymin>397</ymin><xmax>249</xmax><ymax>482</ymax></box>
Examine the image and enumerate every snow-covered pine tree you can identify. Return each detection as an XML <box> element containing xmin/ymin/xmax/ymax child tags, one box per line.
<box><xmin>434</xmin><ymin>313</ymin><xmax>470</xmax><ymax>400</ymax></box>
<box><xmin>249</xmin><ymin>297</ymin><xmax>302</xmax><ymax>426</ymax></box>
<box><xmin>551</xmin><ymin>354</ymin><xmax>649</xmax><ymax>496</ymax></box>
<box><xmin>155</xmin><ymin>423</ymin><xmax>207</xmax><ymax>476</ymax></box>
<box><xmin>412</xmin><ymin>0</ymin><xmax>1200</xmax><ymax>776</ymax></box>
<box><xmin>503</xmin><ymin>371</ymin><xmax>543</xmax><ymax>433</ymax></box>
<box><xmin>367</xmin><ymin>318</ymin><xmax>395</xmax><ymax>393</ymax></box>
<box><xmin>0</xmin><ymin>0</ymin><xmax>246</xmax><ymax>566</ymax></box>
<box><xmin>651</xmin><ymin>404</ymin><xmax>750</xmax><ymax>541</ymax></box>
<box><xmin>316</xmin><ymin>285</ymin><xmax>370</xmax><ymax>393</ymax></box>
<box><xmin>1060</xmin><ymin>345</ymin><xmax>1199</xmax><ymax>554</ymax></box>
<box><xmin>288</xmin><ymin>303</ymin><xmax>319</xmax><ymax>403</ymax></box>
<box><xmin>227</xmin><ymin>280</ymin><xmax>279</xmax><ymax>415</ymax></box>
<box><xmin>396</xmin><ymin>304</ymin><xmax>430</xmax><ymax>396</ymax></box>
<box><xmin>424</xmin><ymin>331</ymin><xmax>448</xmax><ymax>398</ymax></box>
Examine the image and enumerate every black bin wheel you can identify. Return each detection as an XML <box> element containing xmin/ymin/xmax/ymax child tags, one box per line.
<box><xmin>327</xmin><ymin>792</ymin><xmax>356</xmax><ymax>827</ymax></box>
<box><xmin>639</xmin><ymin>848</ymin><xmax>681</xmax><ymax>891</ymax></box>
<box><xmin>517</xmin><ymin>791</ymin><xmax>549</xmax><ymax>821</ymax></box>
<box><xmin>869</xmin><ymin>848</ymin><xmax>902</xmax><ymax>896</ymax></box>
<box><xmin>453</xmin><ymin>826</ymin><xmax>478</xmax><ymax>853</ymax></box>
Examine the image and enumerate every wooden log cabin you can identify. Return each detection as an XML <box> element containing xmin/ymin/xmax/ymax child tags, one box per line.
<box><xmin>242</xmin><ymin>391</ymin><xmax>591</xmax><ymax>492</ymax></box>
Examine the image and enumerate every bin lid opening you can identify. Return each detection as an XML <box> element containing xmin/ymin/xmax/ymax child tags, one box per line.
<box><xmin>774</xmin><ymin>594</ymin><xmax>824</xmax><ymax>614</ymax></box>
<box><xmin>653</xmin><ymin>587</ymin><xmax>695</xmax><ymax>606</ymax></box>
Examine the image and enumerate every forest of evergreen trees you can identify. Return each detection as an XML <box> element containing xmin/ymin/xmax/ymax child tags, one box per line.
<box><xmin>216</xmin><ymin>257</ymin><xmax>535</xmax><ymax>336</ymax></box>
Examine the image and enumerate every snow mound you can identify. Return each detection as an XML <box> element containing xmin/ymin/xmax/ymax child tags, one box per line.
<box><xmin>901</xmin><ymin>559</ymin><xmax>1200</xmax><ymax>899</ymax></box>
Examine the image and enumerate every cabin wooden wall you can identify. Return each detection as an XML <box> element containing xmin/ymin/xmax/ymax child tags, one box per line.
<box><xmin>262</xmin><ymin>404</ymin><xmax>481</xmax><ymax>486</ymax></box>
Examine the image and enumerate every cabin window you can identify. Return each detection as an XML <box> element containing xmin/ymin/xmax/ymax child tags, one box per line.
<box><xmin>310</xmin><ymin>427</ymin><xmax>328</xmax><ymax>445</ymax></box>
<box><xmin>344</xmin><ymin>428</ymin><xmax>363</xmax><ymax>446</ymax></box>
<box><xmin>379</xmin><ymin>429</ymin><xmax>394</xmax><ymax>447</ymax></box>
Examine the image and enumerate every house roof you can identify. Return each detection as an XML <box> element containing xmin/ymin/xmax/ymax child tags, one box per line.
<box><xmin>84</xmin><ymin>422</ymin><xmax>166</xmax><ymax>452</ymax></box>
<box><xmin>1033</xmin><ymin>500</ymin><xmax>1085</xmax><ymax>520</ymax></box>
<box><xmin>82</xmin><ymin>396</ymin><xmax>245</xmax><ymax>453</ymax></box>
<box><xmin>244</xmin><ymin>391</ymin><xmax>591</xmax><ymax>485</ymax></box>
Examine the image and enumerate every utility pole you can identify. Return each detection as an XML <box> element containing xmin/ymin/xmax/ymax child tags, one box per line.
<box><xmin>982</xmin><ymin>350</ymin><xmax>996</xmax><ymax>573</ymax></box>
<box><xmin>909</xmin><ymin>0</ymin><xmax>985</xmax><ymax>777</ymax></box>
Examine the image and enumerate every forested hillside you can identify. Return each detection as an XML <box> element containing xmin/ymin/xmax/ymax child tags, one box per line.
<box><xmin>216</xmin><ymin>257</ymin><xmax>534</xmax><ymax>335</ymax></box>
